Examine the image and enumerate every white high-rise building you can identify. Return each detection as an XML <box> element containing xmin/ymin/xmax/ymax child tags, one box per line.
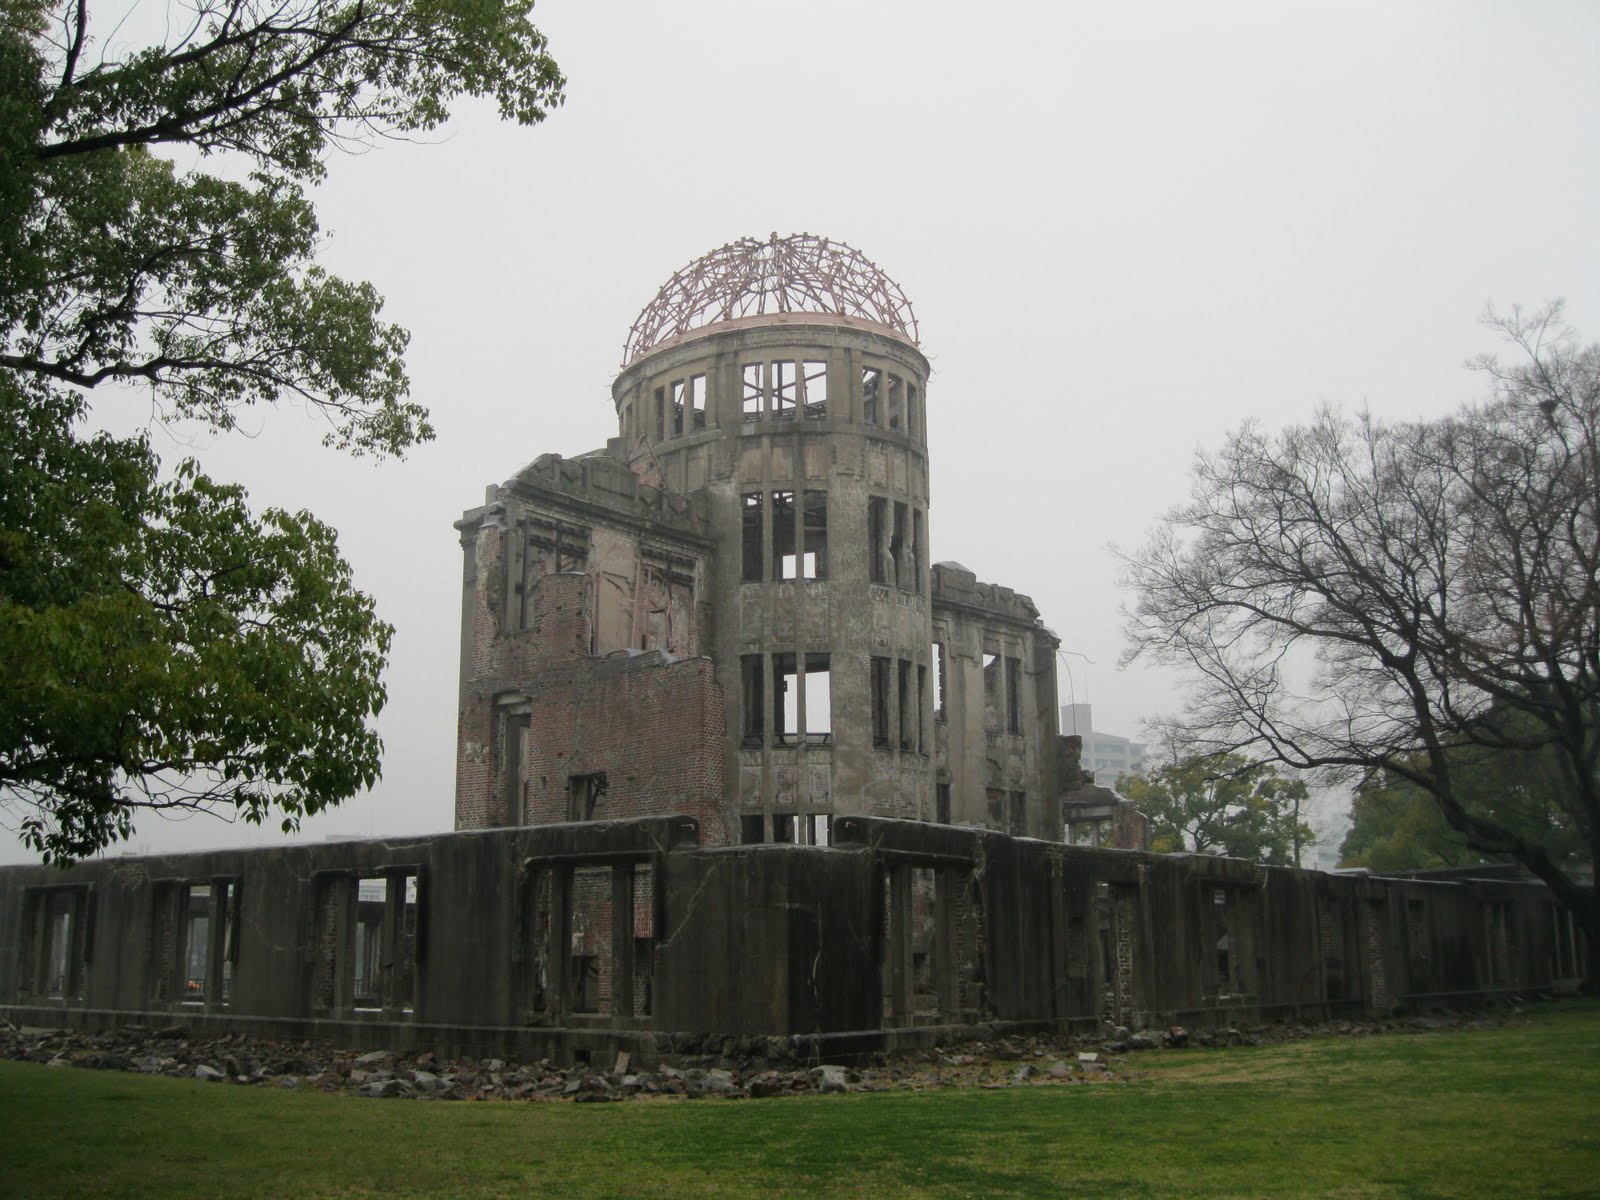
<box><xmin>1060</xmin><ymin>704</ymin><xmax>1146</xmax><ymax>786</ymax></box>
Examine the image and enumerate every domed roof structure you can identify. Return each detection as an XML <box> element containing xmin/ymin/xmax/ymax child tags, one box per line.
<box><xmin>623</xmin><ymin>233</ymin><xmax>918</xmax><ymax>366</ymax></box>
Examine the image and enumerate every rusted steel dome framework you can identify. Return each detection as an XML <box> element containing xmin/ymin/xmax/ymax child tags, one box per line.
<box><xmin>623</xmin><ymin>233</ymin><xmax>919</xmax><ymax>366</ymax></box>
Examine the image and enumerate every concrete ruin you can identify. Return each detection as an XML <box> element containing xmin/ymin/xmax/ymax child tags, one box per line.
<box><xmin>0</xmin><ymin>235</ymin><xmax>1589</xmax><ymax>1062</ymax></box>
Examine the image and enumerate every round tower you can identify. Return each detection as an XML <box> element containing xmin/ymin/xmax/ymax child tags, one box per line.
<box><xmin>612</xmin><ymin>234</ymin><xmax>934</xmax><ymax>843</ymax></box>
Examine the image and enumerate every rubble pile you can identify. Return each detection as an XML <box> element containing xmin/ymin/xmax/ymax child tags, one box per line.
<box><xmin>0</xmin><ymin>1009</ymin><xmax>1523</xmax><ymax>1103</ymax></box>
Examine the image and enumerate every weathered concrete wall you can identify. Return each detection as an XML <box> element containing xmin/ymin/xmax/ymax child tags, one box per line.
<box><xmin>613</xmin><ymin>321</ymin><xmax>940</xmax><ymax>844</ymax></box>
<box><xmin>3</xmin><ymin>818</ymin><xmax>1582</xmax><ymax>1064</ymax></box>
<box><xmin>931</xmin><ymin>563</ymin><xmax>1062</xmax><ymax>840</ymax></box>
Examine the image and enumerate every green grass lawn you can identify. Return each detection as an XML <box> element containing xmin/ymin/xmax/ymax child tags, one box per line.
<box><xmin>3</xmin><ymin>1004</ymin><xmax>1597</xmax><ymax>1199</ymax></box>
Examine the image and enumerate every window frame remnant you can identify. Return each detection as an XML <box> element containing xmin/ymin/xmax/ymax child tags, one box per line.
<box><xmin>898</xmin><ymin>658</ymin><xmax>914</xmax><ymax>751</ymax></box>
<box><xmin>802</xmin><ymin>490</ymin><xmax>828</xmax><ymax>579</ymax></box>
<box><xmin>742</xmin><ymin>363</ymin><xmax>764</xmax><ymax>421</ymax></box>
<box><xmin>868</xmin><ymin>497</ymin><xmax>889</xmax><ymax>584</ymax></box>
<box><xmin>982</xmin><ymin>652</ymin><xmax>1001</xmax><ymax>733</ymax></box>
<box><xmin>871</xmin><ymin>656</ymin><xmax>892</xmax><ymax>747</ymax></box>
<box><xmin>802</xmin><ymin>360</ymin><xmax>828</xmax><ymax>419</ymax></box>
<box><xmin>568</xmin><ymin>772</ymin><xmax>609</xmax><ymax>821</ymax></box>
<box><xmin>741</xmin><ymin>654</ymin><xmax>766</xmax><ymax>747</ymax></box>
<box><xmin>1005</xmin><ymin>656</ymin><xmax>1023</xmax><ymax>736</ymax></box>
<box><xmin>772</xmin><ymin>360</ymin><xmax>797</xmax><ymax>420</ymax></box>
<box><xmin>690</xmin><ymin>374</ymin><xmax>707</xmax><ymax>430</ymax></box>
<box><xmin>886</xmin><ymin>373</ymin><xmax>905</xmax><ymax>431</ymax></box>
<box><xmin>772</xmin><ymin>490</ymin><xmax>798</xmax><ymax>580</ymax></box>
<box><xmin>741</xmin><ymin>492</ymin><xmax>764</xmax><ymax>582</ymax></box>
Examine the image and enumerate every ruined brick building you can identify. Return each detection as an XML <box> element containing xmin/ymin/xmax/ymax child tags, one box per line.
<box><xmin>1</xmin><ymin>236</ymin><xmax>1586</xmax><ymax>1063</ymax></box>
<box><xmin>455</xmin><ymin>234</ymin><xmax>1077</xmax><ymax>848</ymax></box>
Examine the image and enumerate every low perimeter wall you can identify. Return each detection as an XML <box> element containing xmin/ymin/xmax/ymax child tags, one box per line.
<box><xmin>1</xmin><ymin>817</ymin><xmax>1587</xmax><ymax>1063</ymax></box>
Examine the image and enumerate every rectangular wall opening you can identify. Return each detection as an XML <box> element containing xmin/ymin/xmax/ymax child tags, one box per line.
<box><xmin>917</xmin><ymin>664</ymin><xmax>928</xmax><ymax>753</ymax></box>
<box><xmin>802</xmin><ymin>490</ymin><xmax>827</xmax><ymax>578</ymax></box>
<box><xmin>671</xmin><ymin>379</ymin><xmax>685</xmax><ymax>436</ymax></box>
<box><xmin>568</xmin><ymin>772</ymin><xmax>609</xmax><ymax>821</ymax></box>
<box><xmin>772</xmin><ymin>813</ymin><xmax>796</xmax><ymax>843</ymax></box>
<box><xmin>868</xmin><ymin>497</ymin><xmax>889</xmax><ymax>584</ymax></box>
<box><xmin>1008</xmin><ymin>791</ymin><xmax>1026</xmax><ymax>836</ymax></box>
<box><xmin>742</xmin><ymin>363</ymin><xmax>763</xmax><ymax>421</ymax></box>
<box><xmin>569</xmin><ymin>867</ymin><xmax>611</xmax><ymax>1014</ymax></box>
<box><xmin>774</xmin><ymin>652</ymin><xmax>800</xmax><ymax>745</ymax></box>
<box><xmin>654</xmin><ymin>385</ymin><xmax>665</xmax><ymax>441</ymax></box>
<box><xmin>804</xmin><ymin>653</ymin><xmax>831</xmax><ymax>744</ymax></box>
<box><xmin>911</xmin><ymin>509</ymin><xmax>924</xmax><ymax>592</ymax></box>
<box><xmin>898</xmin><ymin>658</ymin><xmax>914</xmax><ymax>751</ymax></box>
<box><xmin>871</xmin><ymin>656</ymin><xmax>891</xmax><ymax>747</ymax></box>
<box><xmin>982</xmin><ymin>652</ymin><xmax>1001</xmax><ymax>733</ymax></box>
<box><xmin>690</xmin><ymin>374</ymin><xmax>707</xmax><ymax>430</ymax></box>
<box><xmin>808</xmin><ymin>813</ymin><xmax>831</xmax><ymax>846</ymax></box>
<box><xmin>862</xmin><ymin>366</ymin><xmax>881</xmax><ymax>424</ymax></box>
<box><xmin>803</xmin><ymin>360</ymin><xmax>827</xmax><ymax>418</ymax></box>
<box><xmin>891</xmin><ymin>502</ymin><xmax>908</xmax><ymax>589</ymax></box>
<box><xmin>886</xmin><ymin>374</ymin><xmax>905</xmax><ymax>431</ymax></box>
<box><xmin>353</xmin><ymin>876</ymin><xmax>387</xmax><ymax>1011</ymax></box>
<box><xmin>740</xmin><ymin>814</ymin><xmax>765</xmax><ymax>844</ymax></box>
<box><xmin>773</xmin><ymin>361</ymin><xmax>797</xmax><ymax>419</ymax></box>
<box><xmin>182</xmin><ymin>884</ymin><xmax>211</xmax><ymax>1005</ymax></box>
<box><xmin>772</xmin><ymin>490</ymin><xmax>798</xmax><ymax>580</ymax></box>
<box><xmin>1005</xmin><ymin>656</ymin><xmax>1023</xmax><ymax>735</ymax></box>
<box><xmin>741</xmin><ymin>493</ymin><xmax>763</xmax><ymax>582</ymax></box>
<box><xmin>741</xmin><ymin>654</ymin><xmax>765</xmax><ymax>747</ymax></box>
<box><xmin>934</xmin><ymin>642</ymin><xmax>947</xmax><ymax>722</ymax></box>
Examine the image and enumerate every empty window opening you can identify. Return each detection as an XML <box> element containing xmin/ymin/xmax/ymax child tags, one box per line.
<box><xmin>1008</xmin><ymin>791</ymin><xmax>1026</xmax><ymax>836</ymax></box>
<box><xmin>1005</xmin><ymin>656</ymin><xmax>1023</xmax><ymax>736</ymax></box>
<box><xmin>985</xmin><ymin>788</ymin><xmax>1005</xmax><ymax>828</ymax></box>
<box><xmin>774</xmin><ymin>653</ymin><xmax>801</xmax><ymax>745</ymax></box>
<box><xmin>570</xmin><ymin>955</ymin><xmax>600</xmax><ymax>1013</ymax></box>
<box><xmin>907</xmin><ymin>383</ymin><xmax>919</xmax><ymax>437</ymax></box>
<box><xmin>898</xmin><ymin>659</ymin><xmax>914</xmax><ymax>751</ymax></box>
<box><xmin>353</xmin><ymin>877</ymin><xmax>387</xmax><ymax>1011</ymax></box>
<box><xmin>742</xmin><ymin>493</ymin><xmax>764</xmax><ymax>582</ymax></box>
<box><xmin>871</xmin><ymin>656</ymin><xmax>892</xmax><ymax>747</ymax></box>
<box><xmin>568</xmin><ymin>772</ymin><xmax>609</xmax><ymax>821</ymax></box>
<box><xmin>182</xmin><ymin>884</ymin><xmax>212</xmax><ymax>1004</ymax></box>
<box><xmin>671</xmin><ymin>379</ymin><xmax>685</xmax><ymax>436</ymax></box>
<box><xmin>862</xmin><ymin>367</ymin><xmax>882</xmax><ymax>425</ymax></box>
<box><xmin>740</xmin><ymin>814</ymin><xmax>765</xmax><ymax>844</ymax></box>
<box><xmin>933</xmin><ymin>642</ymin><xmax>947</xmax><ymax>723</ymax></box>
<box><xmin>742</xmin><ymin>363</ymin><xmax>764</xmax><ymax>421</ymax></box>
<box><xmin>911</xmin><ymin>509</ymin><xmax>924</xmax><ymax>593</ymax></box>
<box><xmin>809</xmin><ymin>813</ymin><xmax>831</xmax><ymax>846</ymax></box>
<box><xmin>801</xmin><ymin>490</ymin><xmax>828</xmax><ymax>579</ymax></box>
<box><xmin>982</xmin><ymin>652</ymin><xmax>1001</xmax><ymax>733</ymax></box>
<box><xmin>936</xmin><ymin>782</ymin><xmax>951</xmax><ymax>825</ymax></box>
<box><xmin>741</xmin><ymin>654</ymin><xmax>766</xmax><ymax>747</ymax></box>
<box><xmin>917</xmin><ymin>665</ymin><xmax>928</xmax><ymax>753</ymax></box>
<box><xmin>772</xmin><ymin>491</ymin><xmax>798</xmax><ymax>580</ymax></box>
<box><xmin>1215</xmin><ymin>889</ymin><xmax>1231</xmax><ymax>988</ymax></box>
<box><xmin>690</xmin><ymin>374</ymin><xmax>707</xmax><ymax>430</ymax></box>
<box><xmin>891</xmin><ymin>502</ymin><xmax>909</xmax><ymax>589</ymax></box>
<box><xmin>654</xmin><ymin>385</ymin><xmax>666</xmax><ymax>441</ymax></box>
<box><xmin>772</xmin><ymin>813</ymin><xmax>797</xmax><ymax>844</ymax></box>
<box><xmin>35</xmin><ymin>888</ymin><xmax>87</xmax><ymax>1001</ymax></box>
<box><xmin>502</xmin><ymin>711</ymin><xmax>529</xmax><ymax>824</ymax></box>
<box><xmin>886</xmin><ymin>374</ymin><xmax>905</xmax><ymax>431</ymax></box>
<box><xmin>773</xmin><ymin>361</ymin><xmax>797</xmax><ymax>419</ymax></box>
<box><xmin>804</xmin><ymin>653</ymin><xmax>832</xmax><ymax>744</ymax></box>
<box><xmin>803</xmin><ymin>360</ymin><xmax>828</xmax><ymax>418</ymax></box>
<box><xmin>868</xmin><ymin>497</ymin><xmax>890</xmax><ymax>584</ymax></box>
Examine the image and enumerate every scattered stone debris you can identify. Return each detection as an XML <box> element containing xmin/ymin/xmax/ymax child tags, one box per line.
<box><xmin>0</xmin><ymin>1006</ymin><xmax>1537</xmax><ymax>1104</ymax></box>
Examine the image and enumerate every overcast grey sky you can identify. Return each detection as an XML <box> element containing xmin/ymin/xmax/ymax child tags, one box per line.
<box><xmin>6</xmin><ymin>0</ymin><xmax>1598</xmax><ymax>862</ymax></box>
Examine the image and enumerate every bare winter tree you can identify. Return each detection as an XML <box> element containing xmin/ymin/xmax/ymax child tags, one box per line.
<box><xmin>1122</xmin><ymin>303</ymin><xmax>1599</xmax><ymax>987</ymax></box>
